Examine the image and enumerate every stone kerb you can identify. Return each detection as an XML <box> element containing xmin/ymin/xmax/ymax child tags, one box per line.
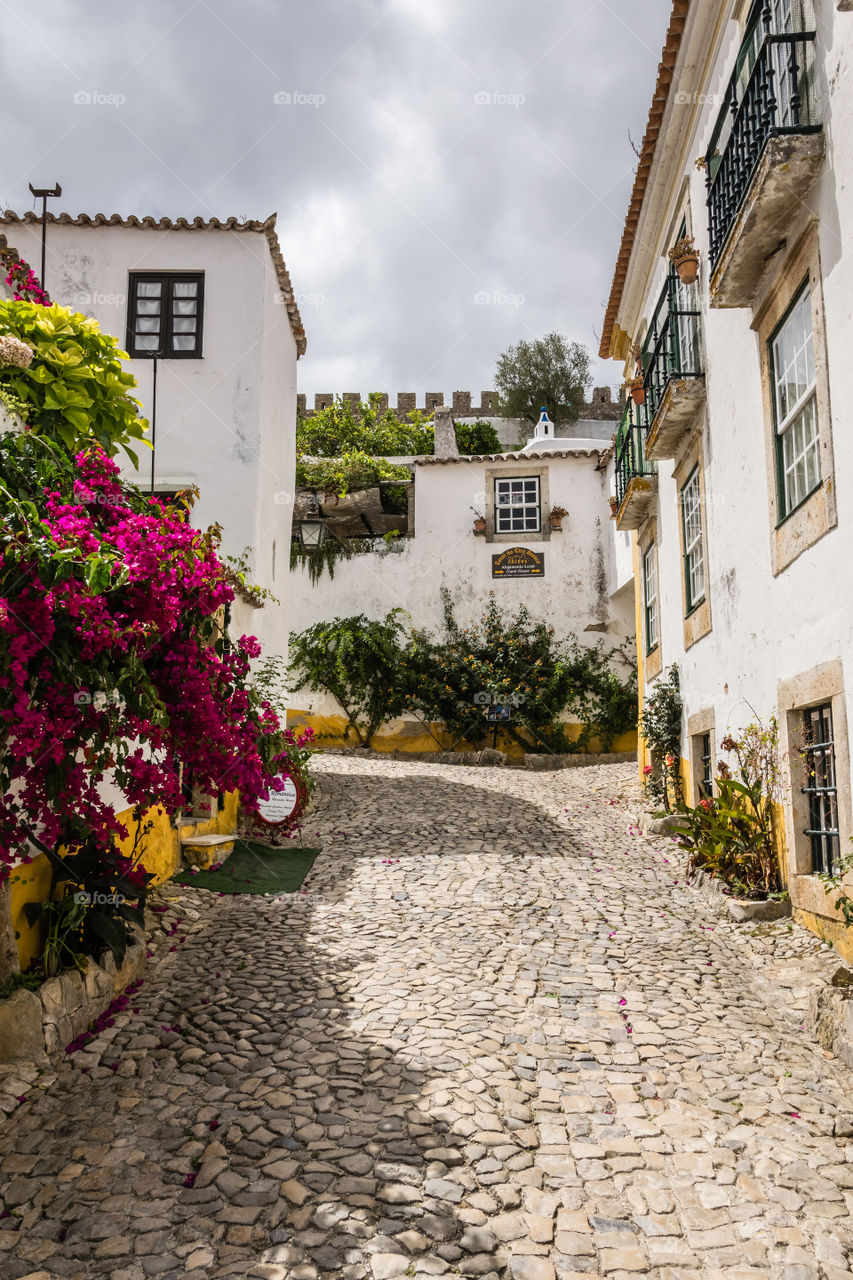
<box><xmin>0</xmin><ymin>937</ymin><xmax>146</xmax><ymax>1063</ymax></box>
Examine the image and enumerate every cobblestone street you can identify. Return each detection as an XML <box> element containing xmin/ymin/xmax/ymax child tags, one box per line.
<box><xmin>1</xmin><ymin>756</ymin><xmax>852</xmax><ymax>1280</ymax></box>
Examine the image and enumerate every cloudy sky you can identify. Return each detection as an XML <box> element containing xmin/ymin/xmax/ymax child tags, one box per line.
<box><xmin>2</xmin><ymin>0</ymin><xmax>672</xmax><ymax>402</ymax></box>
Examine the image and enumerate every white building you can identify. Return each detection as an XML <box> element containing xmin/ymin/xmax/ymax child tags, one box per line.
<box><xmin>288</xmin><ymin>409</ymin><xmax>636</xmax><ymax>755</ymax></box>
<box><xmin>600</xmin><ymin>0</ymin><xmax>853</xmax><ymax>956</ymax></box>
<box><xmin>0</xmin><ymin>210</ymin><xmax>305</xmax><ymax>661</ymax></box>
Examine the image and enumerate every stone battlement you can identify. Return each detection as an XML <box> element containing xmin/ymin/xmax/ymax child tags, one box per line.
<box><xmin>297</xmin><ymin>387</ymin><xmax>620</xmax><ymax>421</ymax></box>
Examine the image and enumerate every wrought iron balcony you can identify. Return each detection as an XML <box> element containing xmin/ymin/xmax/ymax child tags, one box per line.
<box><xmin>613</xmin><ymin>400</ymin><xmax>656</xmax><ymax>531</ymax></box>
<box><xmin>641</xmin><ymin>272</ymin><xmax>705</xmax><ymax>461</ymax></box>
<box><xmin>705</xmin><ymin>8</ymin><xmax>822</xmax><ymax>307</ymax></box>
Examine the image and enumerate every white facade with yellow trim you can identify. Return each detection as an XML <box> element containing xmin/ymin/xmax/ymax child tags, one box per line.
<box><xmin>601</xmin><ymin>0</ymin><xmax>853</xmax><ymax>958</ymax></box>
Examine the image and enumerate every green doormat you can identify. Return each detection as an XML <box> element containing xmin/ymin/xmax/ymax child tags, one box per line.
<box><xmin>174</xmin><ymin>840</ymin><xmax>318</xmax><ymax>895</ymax></box>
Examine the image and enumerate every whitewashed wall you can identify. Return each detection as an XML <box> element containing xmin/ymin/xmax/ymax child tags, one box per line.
<box><xmin>7</xmin><ymin>222</ymin><xmax>299</xmax><ymax>662</ymax></box>
<box><xmin>289</xmin><ymin>450</ymin><xmax>635</xmax><ymax>722</ymax></box>
<box><xmin>636</xmin><ymin>4</ymin><xmax>853</xmax><ymax>741</ymax></box>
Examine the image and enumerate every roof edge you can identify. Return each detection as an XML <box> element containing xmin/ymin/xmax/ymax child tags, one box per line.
<box><xmin>0</xmin><ymin>210</ymin><xmax>306</xmax><ymax>356</ymax></box>
<box><xmin>598</xmin><ymin>0</ymin><xmax>690</xmax><ymax>361</ymax></box>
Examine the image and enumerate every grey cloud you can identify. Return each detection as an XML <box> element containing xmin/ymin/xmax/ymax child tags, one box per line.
<box><xmin>1</xmin><ymin>0</ymin><xmax>673</xmax><ymax>398</ymax></box>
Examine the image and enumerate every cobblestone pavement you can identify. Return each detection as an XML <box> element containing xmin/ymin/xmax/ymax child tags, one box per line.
<box><xmin>1</xmin><ymin>756</ymin><xmax>852</xmax><ymax>1280</ymax></box>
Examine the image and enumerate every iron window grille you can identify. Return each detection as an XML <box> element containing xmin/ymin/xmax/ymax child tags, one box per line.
<box><xmin>705</xmin><ymin>0</ymin><xmax>819</xmax><ymax>268</ymax></box>
<box><xmin>698</xmin><ymin>732</ymin><xmax>713</xmax><ymax>798</ymax></box>
<box><xmin>494</xmin><ymin>476</ymin><xmax>541</xmax><ymax>534</ymax></box>
<box><xmin>802</xmin><ymin>702</ymin><xmax>841</xmax><ymax>876</ymax></box>
<box><xmin>770</xmin><ymin>281</ymin><xmax>820</xmax><ymax>519</ymax></box>
<box><xmin>614</xmin><ymin>399</ymin><xmax>655</xmax><ymax>507</ymax></box>
<box><xmin>680</xmin><ymin>467</ymin><xmax>705</xmax><ymax>613</ymax></box>
<box><xmin>641</xmin><ymin>221</ymin><xmax>703</xmax><ymax>423</ymax></box>
<box><xmin>643</xmin><ymin>544</ymin><xmax>659</xmax><ymax>653</ymax></box>
<box><xmin>127</xmin><ymin>273</ymin><xmax>204</xmax><ymax>358</ymax></box>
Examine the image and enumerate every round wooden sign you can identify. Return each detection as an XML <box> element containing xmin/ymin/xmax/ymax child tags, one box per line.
<box><xmin>256</xmin><ymin>773</ymin><xmax>306</xmax><ymax>828</ymax></box>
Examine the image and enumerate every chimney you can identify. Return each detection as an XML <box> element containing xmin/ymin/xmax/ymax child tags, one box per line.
<box><xmin>433</xmin><ymin>405</ymin><xmax>459</xmax><ymax>460</ymax></box>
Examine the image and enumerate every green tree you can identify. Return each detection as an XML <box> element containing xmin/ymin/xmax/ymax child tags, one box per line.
<box><xmin>297</xmin><ymin>395</ymin><xmax>434</xmax><ymax>457</ymax></box>
<box><xmin>495</xmin><ymin>333</ymin><xmax>591</xmax><ymax>428</ymax></box>
<box><xmin>453</xmin><ymin>419</ymin><xmax>502</xmax><ymax>455</ymax></box>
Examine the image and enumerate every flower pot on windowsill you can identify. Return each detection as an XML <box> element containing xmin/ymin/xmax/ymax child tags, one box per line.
<box><xmin>673</xmin><ymin>252</ymin><xmax>700</xmax><ymax>285</ymax></box>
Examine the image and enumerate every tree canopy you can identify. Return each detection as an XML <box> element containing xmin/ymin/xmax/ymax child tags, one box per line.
<box><xmin>494</xmin><ymin>333</ymin><xmax>591</xmax><ymax>428</ymax></box>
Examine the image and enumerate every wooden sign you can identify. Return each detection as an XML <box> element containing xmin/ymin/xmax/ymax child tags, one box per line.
<box><xmin>492</xmin><ymin>547</ymin><xmax>545</xmax><ymax>578</ymax></box>
<box><xmin>256</xmin><ymin>774</ymin><xmax>305</xmax><ymax>827</ymax></box>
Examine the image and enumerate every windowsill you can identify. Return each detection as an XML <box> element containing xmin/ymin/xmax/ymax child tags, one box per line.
<box><xmin>684</xmin><ymin>596</ymin><xmax>706</xmax><ymax>619</ymax></box>
<box><xmin>775</xmin><ymin>479</ymin><xmax>822</xmax><ymax>530</ymax></box>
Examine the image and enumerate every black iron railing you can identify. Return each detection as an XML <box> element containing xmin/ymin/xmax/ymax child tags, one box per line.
<box><xmin>614</xmin><ymin>400</ymin><xmax>654</xmax><ymax>507</ymax></box>
<box><xmin>641</xmin><ymin>272</ymin><xmax>703</xmax><ymax>424</ymax></box>
<box><xmin>706</xmin><ymin>17</ymin><xmax>819</xmax><ymax>266</ymax></box>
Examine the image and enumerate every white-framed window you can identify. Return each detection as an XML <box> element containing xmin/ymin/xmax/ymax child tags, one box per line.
<box><xmin>680</xmin><ymin>467</ymin><xmax>705</xmax><ymax>612</ymax></box>
<box><xmin>772</xmin><ymin>283</ymin><xmax>819</xmax><ymax>517</ymax></box>
<box><xmin>494</xmin><ymin>476</ymin><xmax>541</xmax><ymax>533</ymax></box>
<box><xmin>643</xmin><ymin>544</ymin><xmax>658</xmax><ymax>652</ymax></box>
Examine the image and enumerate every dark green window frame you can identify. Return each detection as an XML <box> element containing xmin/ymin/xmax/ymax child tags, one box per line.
<box><xmin>769</xmin><ymin>277</ymin><xmax>820</xmax><ymax>525</ymax></box>
<box><xmin>643</xmin><ymin>543</ymin><xmax>659</xmax><ymax>655</ymax></box>
<box><xmin>680</xmin><ymin>466</ymin><xmax>705</xmax><ymax>616</ymax></box>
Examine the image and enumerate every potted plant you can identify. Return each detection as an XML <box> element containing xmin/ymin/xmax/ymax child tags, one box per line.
<box><xmin>608</xmin><ymin>495</ymin><xmax>619</xmax><ymax>517</ymax></box>
<box><xmin>627</xmin><ymin>376</ymin><xmax>645</xmax><ymax>406</ymax></box>
<box><xmin>549</xmin><ymin>505</ymin><xmax>568</xmax><ymax>530</ymax></box>
<box><xmin>668</xmin><ymin>234</ymin><xmax>700</xmax><ymax>285</ymax></box>
<box><xmin>471</xmin><ymin>507</ymin><xmax>486</xmax><ymax>535</ymax></box>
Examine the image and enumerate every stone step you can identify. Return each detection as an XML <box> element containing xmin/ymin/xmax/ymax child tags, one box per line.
<box><xmin>180</xmin><ymin>833</ymin><xmax>237</xmax><ymax>871</ymax></box>
<box><xmin>179</xmin><ymin>833</ymin><xmax>237</xmax><ymax>847</ymax></box>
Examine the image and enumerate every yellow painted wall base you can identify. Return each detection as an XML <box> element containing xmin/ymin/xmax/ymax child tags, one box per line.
<box><xmin>9</xmin><ymin>791</ymin><xmax>239</xmax><ymax>970</ymax></box>
<box><xmin>287</xmin><ymin>710</ymin><xmax>637</xmax><ymax>758</ymax></box>
<box><xmin>794</xmin><ymin>909</ymin><xmax>853</xmax><ymax>964</ymax></box>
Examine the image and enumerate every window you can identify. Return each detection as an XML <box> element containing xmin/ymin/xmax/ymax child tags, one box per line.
<box><xmin>494</xmin><ymin>476</ymin><xmax>541</xmax><ymax>533</ymax></box>
<box><xmin>802</xmin><ymin>703</ymin><xmax>841</xmax><ymax>875</ymax></box>
<box><xmin>771</xmin><ymin>283</ymin><xmax>819</xmax><ymax>518</ymax></box>
<box><xmin>698</xmin><ymin>732</ymin><xmax>713</xmax><ymax>799</ymax></box>
<box><xmin>127</xmin><ymin>273</ymin><xmax>204</xmax><ymax>358</ymax></box>
<box><xmin>680</xmin><ymin>467</ymin><xmax>705</xmax><ymax>612</ymax></box>
<box><xmin>643</xmin><ymin>545</ymin><xmax>658</xmax><ymax>653</ymax></box>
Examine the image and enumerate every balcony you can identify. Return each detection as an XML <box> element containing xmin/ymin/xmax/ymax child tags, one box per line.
<box><xmin>614</xmin><ymin>400</ymin><xmax>656</xmax><ymax>531</ymax></box>
<box><xmin>706</xmin><ymin>19</ymin><xmax>823</xmax><ymax>309</ymax></box>
<box><xmin>642</xmin><ymin>273</ymin><xmax>705</xmax><ymax>461</ymax></box>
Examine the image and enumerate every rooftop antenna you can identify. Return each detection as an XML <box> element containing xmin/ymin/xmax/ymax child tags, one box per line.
<box><xmin>28</xmin><ymin>182</ymin><xmax>62</xmax><ymax>289</ymax></box>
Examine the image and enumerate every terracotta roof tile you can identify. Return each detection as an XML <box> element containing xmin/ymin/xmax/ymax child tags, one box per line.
<box><xmin>415</xmin><ymin>447</ymin><xmax>611</xmax><ymax>466</ymax></box>
<box><xmin>0</xmin><ymin>211</ymin><xmax>306</xmax><ymax>356</ymax></box>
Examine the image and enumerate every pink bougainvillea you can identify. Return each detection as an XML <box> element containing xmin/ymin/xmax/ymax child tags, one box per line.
<box><xmin>0</xmin><ymin>441</ymin><xmax>297</xmax><ymax>876</ymax></box>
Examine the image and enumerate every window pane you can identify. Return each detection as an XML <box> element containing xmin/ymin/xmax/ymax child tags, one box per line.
<box><xmin>172</xmin><ymin>318</ymin><xmax>197</xmax><ymax>334</ymax></box>
<box><xmin>137</xmin><ymin>282</ymin><xmax>162</xmax><ymax>298</ymax></box>
<box><xmin>136</xmin><ymin>298</ymin><xmax>161</xmax><ymax>316</ymax></box>
<box><xmin>172</xmin><ymin>335</ymin><xmax>198</xmax><ymax>351</ymax></box>
<box><xmin>135</xmin><ymin>317</ymin><xmax>160</xmax><ymax>334</ymax></box>
<box><xmin>172</xmin><ymin>282</ymin><xmax>198</xmax><ymax>298</ymax></box>
<box><xmin>172</xmin><ymin>298</ymin><xmax>197</xmax><ymax>316</ymax></box>
<box><xmin>134</xmin><ymin>334</ymin><xmax>160</xmax><ymax>350</ymax></box>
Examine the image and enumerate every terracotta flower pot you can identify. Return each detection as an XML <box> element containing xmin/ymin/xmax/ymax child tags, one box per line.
<box><xmin>473</xmin><ymin>518</ymin><xmax>486</xmax><ymax>534</ymax></box>
<box><xmin>630</xmin><ymin>383</ymin><xmax>645</xmax><ymax>406</ymax></box>
<box><xmin>674</xmin><ymin>253</ymin><xmax>699</xmax><ymax>285</ymax></box>
<box><xmin>549</xmin><ymin>516</ymin><xmax>563</xmax><ymax>530</ymax></box>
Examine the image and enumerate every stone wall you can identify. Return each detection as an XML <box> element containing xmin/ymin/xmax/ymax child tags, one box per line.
<box><xmin>297</xmin><ymin>387</ymin><xmax>621</xmax><ymax>422</ymax></box>
<box><xmin>0</xmin><ymin>937</ymin><xmax>146</xmax><ymax>1064</ymax></box>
